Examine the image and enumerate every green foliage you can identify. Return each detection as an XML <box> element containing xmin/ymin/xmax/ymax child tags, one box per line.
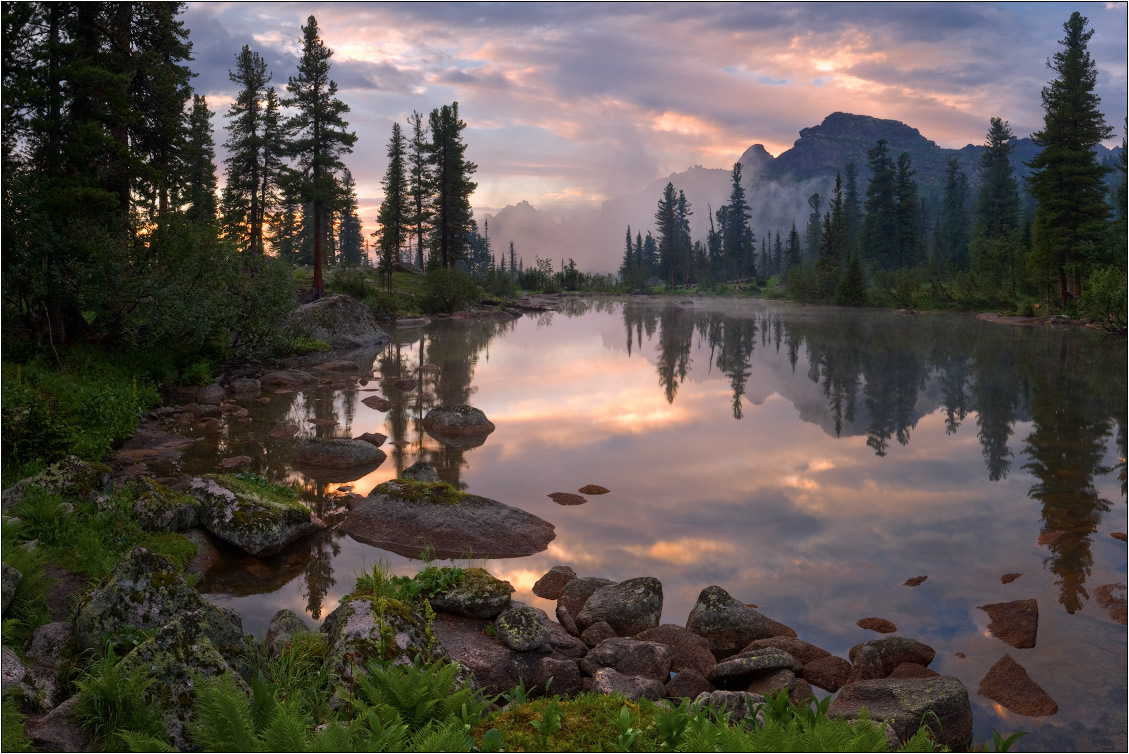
<box><xmin>1078</xmin><ymin>263</ymin><xmax>1128</xmax><ymax>332</ymax></box>
<box><xmin>180</xmin><ymin>359</ymin><xmax>212</xmax><ymax>387</ymax></box>
<box><xmin>349</xmin><ymin>560</ymin><xmax>467</xmax><ymax>605</ymax></box>
<box><xmin>74</xmin><ymin>652</ymin><xmax>169</xmax><ymax>752</ymax></box>
<box><xmin>229</xmin><ymin>472</ymin><xmax>299</xmax><ymax>501</ymax></box>
<box><xmin>327</xmin><ymin>268</ymin><xmax>370</xmax><ymax>299</ymax></box>
<box><xmin>531</xmin><ymin>697</ymin><xmax>564</xmax><ymax>745</ymax></box>
<box><xmin>1</xmin><ymin>694</ymin><xmax>34</xmax><ymax>752</ymax></box>
<box><xmin>421</xmin><ymin>268</ymin><xmax>482</xmax><ymax>313</ymax></box>
<box><xmin>986</xmin><ymin>729</ymin><xmax>1027</xmax><ymax>753</ymax></box>
<box><xmin>353</xmin><ymin>657</ymin><xmax>489</xmax><ymax>733</ymax></box>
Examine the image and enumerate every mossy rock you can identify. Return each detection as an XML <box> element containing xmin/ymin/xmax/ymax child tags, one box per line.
<box><xmin>373</xmin><ymin>479</ymin><xmax>468</xmax><ymax>506</ymax></box>
<box><xmin>321</xmin><ymin>596</ymin><xmax>446</xmax><ymax>684</ymax></box>
<box><xmin>133</xmin><ymin>477</ymin><xmax>200</xmax><ymax>532</ymax></box>
<box><xmin>493</xmin><ymin>605</ymin><xmax>550</xmax><ymax>652</ymax></box>
<box><xmin>188</xmin><ymin>474</ymin><xmax>322</xmax><ymax>557</ymax></box>
<box><xmin>428</xmin><ymin>568</ymin><xmax>512</xmax><ymax>620</ymax></box>
<box><xmin>1</xmin><ymin>455</ymin><xmax>111</xmax><ymax>512</ymax></box>
<box><xmin>73</xmin><ymin>546</ymin><xmax>209</xmax><ymax>653</ymax></box>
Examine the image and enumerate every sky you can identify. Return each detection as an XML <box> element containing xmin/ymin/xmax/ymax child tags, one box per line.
<box><xmin>183</xmin><ymin>1</ymin><xmax>1128</xmax><ymax>230</ymax></box>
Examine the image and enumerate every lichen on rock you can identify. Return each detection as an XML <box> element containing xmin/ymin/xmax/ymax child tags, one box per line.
<box><xmin>2</xmin><ymin>455</ymin><xmax>112</xmax><ymax>512</ymax></box>
<box><xmin>188</xmin><ymin>474</ymin><xmax>322</xmax><ymax>557</ymax></box>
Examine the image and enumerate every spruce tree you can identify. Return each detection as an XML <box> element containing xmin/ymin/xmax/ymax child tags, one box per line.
<box><xmin>338</xmin><ymin>169</ymin><xmax>364</xmax><ymax>266</ymax></box>
<box><xmin>407</xmin><ymin>110</ymin><xmax>432</xmax><ymax>269</ymax></box>
<box><xmin>427</xmin><ymin>102</ymin><xmax>476</xmax><ymax>269</ymax></box>
<box><xmin>376</xmin><ymin>122</ymin><xmax>408</xmax><ymax>288</ymax></box>
<box><xmin>861</xmin><ymin>139</ymin><xmax>897</xmax><ymax>270</ymax></box>
<box><xmin>804</xmin><ymin>192</ymin><xmax>822</xmax><ymax>263</ymax></box>
<box><xmin>1027</xmin><ymin>11</ymin><xmax>1114</xmax><ymax>305</ymax></box>
<box><xmin>223</xmin><ymin>46</ymin><xmax>270</xmax><ymax>252</ymax></box>
<box><xmin>724</xmin><ymin>163</ymin><xmax>753</xmax><ymax>280</ymax></box>
<box><xmin>936</xmin><ymin>157</ymin><xmax>971</xmax><ymax>270</ymax></box>
<box><xmin>181</xmin><ymin>95</ymin><xmax>218</xmax><ymax>223</ymax></box>
<box><xmin>894</xmin><ymin>152</ymin><xmax>920</xmax><ymax>268</ymax></box>
<box><xmin>620</xmin><ymin>225</ymin><xmax>635</xmax><ymax>284</ymax></box>
<box><xmin>843</xmin><ymin>160</ymin><xmax>862</xmax><ymax>246</ymax></box>
<box><xmin>654</xmin><ymin>182</ymin><xmax>678</xmax><ymax>285</ymax></box>
<box><xmin>285</xmin><ymin>15</ymin><xmax>357</xmax><ymax>297</ymax></box>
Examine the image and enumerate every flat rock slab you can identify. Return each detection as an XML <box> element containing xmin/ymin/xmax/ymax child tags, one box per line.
<box><xmin>978</xmin><ymin>599</ymin><xmax>1038</xmax><ymax>649</ymax></box>
<box><xmin>857</xmin><ymin>617</ymin><xmax>898</xmax><ymax>633</ymax></box>
<box><xmin>706</xmin><ymin>647</ymin><xmax>798</xmax><ymax>689</ymax></box>
<box><xmin>294</xmin><ymin>438</ymin><xmax>386</xmax><ymax>469</ymax></box>
<box><xmin>978</xmin><ymin>654</ymin><xmax>1058</xmax><ymax>717</ymax></box>
<box><xmin>340</xmin><ymin>482</ymin><xmax>555</xmax><ymax>558</ymax></box>
<box><xmin>1001</xmin><ymin>573</ymin><xmax>1023</xmax><ymax>584</ymax></box>
<box><xmin>903</xmin><ymin>575</ymin><xmax>928</xmax><ymax>587</ymax></box>
<box><xmin>361</xmin><ymin>395</ymin><xmax>393</xmax><ymax>411</ymax></box>
<box><xmin>548</xmin><ymin>492</ymin><xmax>587</xmax><ymax>505</ymax></box>
<box><xmin>578</xmin><ymin>485</ymin><xmax>609</xmax><ymax>495</ymax></box>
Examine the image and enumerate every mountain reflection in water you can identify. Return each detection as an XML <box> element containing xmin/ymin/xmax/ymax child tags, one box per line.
<box><xmin>187</xmin><ymin>298</ymin><xmax>1125</xmax><ymax>752</ymax></box>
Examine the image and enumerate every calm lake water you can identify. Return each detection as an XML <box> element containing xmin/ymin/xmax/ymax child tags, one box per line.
<box><xmin>188</xmin><ymin>297</ymin><xmax>1126</xmax><ymax>751</ymax></box>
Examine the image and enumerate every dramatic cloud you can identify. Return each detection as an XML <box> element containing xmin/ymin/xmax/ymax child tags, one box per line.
<box><xmin>183</xmin><ymin>2</ymin><xmax>1127</xmax><ymax>236</ymax></box>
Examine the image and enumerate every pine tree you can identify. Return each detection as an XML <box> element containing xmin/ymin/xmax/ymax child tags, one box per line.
<box><xmin>861</xmin><ymin>139</ymin><xmax>898</xmax><ymax>270</ymax></box>
<box><xmin>376</xmin><ymin>122</ymin><xmax>408</xmax><ymax>288</ymax></box>
<box><xmin>843</xmin><ymin>160</ymin><xmax>862</xmax><ymax>246</ymax></box>
<box><xmin>804</xmin><ymin>193</ymin><xmax>822</xmax><ymax>263</ymax></box>
<box><xmin>785</xmin><ymin>222</ymin><xmax>801</xmax><ymax>273</ymax></box>
<box><xmin>338</xmin><ymin>169</ymin><xmax>364</xmax><ymax>266</ymax></box>
<box><xmin>935</xmin><ymin>158</ymin><xmax>971</xmax><ymax>270</ymax></box>
<box><xmin>676</xmin><ymin>189</ymin><xmax>693</xmax><ymax>285</ymax></box>
<box><xmin>1027</xmin><ymin>11</ymin><xmax>1114</xmax><ymax>305</ymax></box>
<box><xmin>285</xmin><ymin>15</ymin><xmax>357</xmax><ymax>297</ymax></box>
<box><xmin>509</xmin><ymin>241</ymin><xmax>516</xmax><ymax>280</ymax></box>
<box><xmin>654</xmin><ymin>182</ymin><xmax>678</xmax><ymax>285</ymax></box>
<box><xmin>723</xmin><ymin>163</ymin><xmax>752</xmax><ymax>280</ymax></box>
<box><xmin>620</xmin><ymin>225</ymin><xmax>635</xmax><ymax>284</ymax></box>
<box><xmin>894</xmin><ymin>152</ymin><xmax>920</xmax><ymax>268</ymax></box>
<box><xmin>223</xmin><ymin>46</ymin><xmax>271</xmax><ymax>252</ymax></box>
<box><xmin>181</xmin><ymin>95</ymin><xmax>218</xmax><ymax>223</ymax></box>
<box><xmin>406</xmin><ymin>110</ymin><xmax>432</xmax><ymax>269</ymax></box>
<box><xmin>428</xmin><ymin>102</ymin><xmax>477</xmax><ymax>269</ymax></box>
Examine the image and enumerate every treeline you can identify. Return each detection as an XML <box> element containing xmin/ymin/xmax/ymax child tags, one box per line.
<box><xmin>621</xmin><ymin>13</ymin><xmax>1126</xmax><ymax>326</ymax></box>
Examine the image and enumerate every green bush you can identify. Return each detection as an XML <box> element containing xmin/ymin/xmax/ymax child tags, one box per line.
<box><xmin>420</xmin><ymin>269</ymin><xmax>482</xmax><ymax>313</ymax></box>
<box><xmin>1079</xmin><ymin>263</ymin><xmax>1128</xmax><ymax>331</ymax></box>
<box><xmin>328</xmin><ymin>268</ymin><xmax>371</xmax><ymax>299</ymax></box>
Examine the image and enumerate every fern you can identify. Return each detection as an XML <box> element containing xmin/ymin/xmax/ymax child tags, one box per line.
<box><xmin>354</xmin><ymin>658</ymin><xmax>488</xmax><ymax>733</ymax></box>
<box><xmin>118</xmin><ymin>729</ymin><xmax>176</xmax><ymax>752</ymax></box>
<box><xmin>188</xmin><ymin>674</ymin><xmax>263</xmax><ymax>752</ymax></box>
<box><xmin>408</xmin><ymin>719</ymin><xmax>475</xmax><ymax>752</ymax></box>
<box><xmin>258</xmin><ymin>700</ymin><xmax>309</xmax><ymax>752</ymax></box>
<box><xmin>73</xmin><ymin>652</ymin><xmax>168</xmax><ymax>752</ymax></box>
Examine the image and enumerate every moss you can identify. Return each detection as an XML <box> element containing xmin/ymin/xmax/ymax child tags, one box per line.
<box><xmin>217</xmin><ymin>473</ymin><xmax>299</xmax><ymax>506</ymax></box>
<box><xmin>375</xmin><ymin>479</ymin><xmax>468</xmax><ymax>505</ymax></box>
<box><xmin>461</xmin><ymin>568</ymin><xmax>510</xmax><ymax>600</ymax></box>
<box><xmin>473</xmin><ymin>694</ymin><xmax>660</xmax><ymax>752</ymax></box>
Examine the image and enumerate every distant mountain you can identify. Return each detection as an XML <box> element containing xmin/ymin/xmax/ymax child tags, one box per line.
<box><xmin>481</xmin><ymin>112</ymin><xmax>1119</xmax><ymax>273</ymax></box>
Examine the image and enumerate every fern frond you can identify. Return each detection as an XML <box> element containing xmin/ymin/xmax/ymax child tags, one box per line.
<box><xmin>409</xmin><ymin>720</ymin><xmax>474</xmax><ymax>753</ymax></box>
<box><xmin>258</xmin><ymin>700</ymin><xmax>310</xmax><ymax>752</ymax></box>
<box><xmin>189</xmin><ymin>674</ymin><xmax>262</xmax><ymax>752</ymax></box>
<box><xmin>117</xmin><ymin>729</ymin><xmax>176</xmax><ymax>753</ymax></box>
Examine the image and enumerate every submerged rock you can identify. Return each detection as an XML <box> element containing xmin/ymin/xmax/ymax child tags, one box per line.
<box><xmin>978</xmin><ymin>599</ymin><xmax>1038</xmax><ymax>649</ymax></box>
<box><xmin>189</xmin><ymin>475</ymin><xmax>322</xmax><ymax>557</ymax></box>
<box><xmin>258</xmin><ymin>370</ymin><xmax>316</xmax><ymax>389</ymax></box>
<box><xmin>828</xmin><ymin>676</ymin><xmax>973</xmax><ymax>750</ymax></box>
<box><xmin>340</xmin><ymin>480</ymin><xmax>555</xmax><ymax>559</ymax></box>
<box><xmin>284</xmin><ymin>294</ymin><xmax>390</xmax><ymax>349</ymax></box>
<box><xmin>978</xmin><ymin>654</ymin><xmax>1059</xmax><ymax>717</ymax></box>
<box><xmin>857</xmin><ymin>617</ymin><xmax>898</xmax><ymax>634</ymax></box>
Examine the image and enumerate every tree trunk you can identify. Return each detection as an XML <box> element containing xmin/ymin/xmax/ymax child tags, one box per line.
<box><xmin>1059</xmin><ymin>268</ymin><xmax>1069</xmax><ymax>307</ymax></box>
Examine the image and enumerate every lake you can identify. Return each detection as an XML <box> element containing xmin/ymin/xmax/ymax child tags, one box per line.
<box><xmin>186</xmin><ymin>297</ymin><xmax>1127</xmax><ymax>751</ymax></box>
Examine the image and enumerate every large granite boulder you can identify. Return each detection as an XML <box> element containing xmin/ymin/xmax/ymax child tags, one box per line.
<box><xmin>705</xmin><ymin>647</ymin><xmax>798</xmax><ymax>690</ymax></box>
<box><xmin>579</xmin><ymin>638</ymin><xmax>671</xmax><ymax>683</ymax></box>
<box><xmin>188</xmin><ymin>474</ymin><xmax>322</xmax><ymax>557</ymax></box>
<box><xmin>132</xmin><ymin>477</ymin><xmax>200</xmax><ymax>532</ymax></box>
<box><xmin>321</xmin><ymin>596</ymin><xmax>444</xmax><ymax>684</ymax></box>
<box><xmin>422</xmin><ymin>405</ymin><xmax>496</xmax><ymax>437</ymax></box>
<box><xmin>494</xmin><ymin>605</ymin><xmax>550</xmax><ymax>652</ymax></box>
<box><xmin>428</xmin><ymin>568</ymin><xmax>513</xmax><ymax>620</ymax></box>
<box><xmin>2</xmin><ymin>456</ymin><xmax>111</xmax><ymax>512</ymax></box>
<box><xmin>576</xmin><ymin>577</ymin><xmax>663</xmax><ymax>636</ymax></box>
<box><xmin>685</xmin><ymin>586</ymin><xmax>790</xmax><ymax>660</ymax></box>
<box><xmin>848</xmin><ymin>636</ymin><xmax>936</xmax><ymax>677</ymax></box>
<box><xmin>284</xmin><ymin>294</ymin><xmax>390</xmax><ymax>349</ymax></box>
<box><xmin>827</xmin><ymin>676</ymin><xmax>973</xmax><ymax>750</ymax></box>
<box><xmin>73</xmin><ymin>547</ymin><xmax>208</xmax><ymax>652</ymax></box>
<box><xmin>2</xmin><ymin>563</ymin><xmax>21</xmax><ymax>614</ymax></box>
<box><xmin>636</xmin><ymin>625</ymin><xmax>717</xmax><ymax>674</ymax></box>
<box><xmin>294</xmin><ymin>438</ymin><xmax>387</xmax><ymax>469</ymax></box>
<box><xmin>340</xmin><ymin>479</ymin><xmax>555</xmax><ymax>559</ymax></box>
<box><xmin>1</xmin><ymin>646</ymin><xmax>24</xmax><ymax>692</ymax></box>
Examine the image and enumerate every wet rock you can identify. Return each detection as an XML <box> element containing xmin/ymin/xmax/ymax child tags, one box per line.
<box><xmin>581</xmin><ymin>621</ymin><xmax>617</xmax><ymax>648</ymax></box>
<box><xmin>2</xmin><ymin>563</ymin><xmax>21</xmax><ymax>614</ymax></box>
<box><xmin>259</xmin><ymin>370</ymin><xmax>316</xmax><ymax>388</ymax></box>
<box><xmin>857</xmin><ymin>617</ymin><xmax>898</xmax><ymax>633</ymax></box>
<box><xmin>361</xmin><ymin>395</ymin><xmax>393</xmax><ymax>411</ymax></box>
<box><xmin>312</xmin><ymin>359</ymin><xmax>361</xmax><ymax>373</ymax></box>
<box><xmin>73</xmin><ymin>547</ymin><xmax>208</xmax><ymax>653</ymax></box>
<box><xmin>428</xmin><ymin>568</ymin><xmax>513</xmax><ymax>620</ymax></box>
<box><xmin>556</xmin><ymin>577</ymin><xmax>615</xmax><ymax>636</ymax></box>
<box><xmin>195</xmin><ymin>417</ymin><xmax>224</xmax><ymax>431</ymax></box>
<box><xmin>848</xmin><ymin>636</ymin><xmax>936</xmax><ymax>676</ymax></box>
<box><xmin>978</xmin><ymin>599</ymin><xmax>1038</xmax><ymax>649</ymax></box>
<box><xmin>294</xmin><ymin>438</ymin><xmax>386</xmax><ymax>469</ymax></box>
<box><xmin>592</xmin><ymin>667</ymin><xmax>665</xmax><ymax>701</ymax></box>
<box><xmin>1</xmin><ymin>645</ymin><xmax>24</xmax><ymax>691</ymax></box>
<box><xmin>744</xmin><ymin>636</ymin><xmax>831</xmax><ymax>665</ymax></box>
<box><xmin>828</xmin><ymin>676</ymin><xmax>973</xmax><ymax>750</ymax></box>
<box><xmin>531</xmin><ymin>656</ymin><xmax>582</xmax><ymax>697</ymax></box>
<box><xmin>888</xmin><ymin>662</ymin><xmax>940</xmax><ymax>679</ymax></box>
<box><xmin>268</xmin><ymin>422</ymin><xmax>301</xmax><ymax>439</ymax></box>
<box><xmin>218</xmin><ymin>455</ymin><xmax>253</xmax><ymax>470</ymax></box>
<box><xmin>533</xmin><ymin>565</ymin><xmax>576</xmax><ymax>600</ymax></box>
<box><xmin>183</xmin><ymin>529</ymin><xmax>223</xmax><ymax>575</ymax></box>
<box><xmin>132</xmin><ymin>477</ymin><xmax>200</xmax><ymax>531</ymax></box>
<box><xmin>284</xmin><ymin>294</ymin><xmax>390</xmax><ymax>349</ymax></box>
<box><xmin>2</xmin><ymin>456</ymin><xmax>111</xmax><ymax>512</ymax></box>
<box><xmin>189</xmin><ymin>475</ymin><xmax>321</xmax><ymax>557</ymax></box>
<box><xmin>576</xmin><ymin>576</ymin><xmax>663</xmax><ymax>636</ymax></box>
<box><xmin>578</xmin><ymin>484</ymin><xmax>610</xmax><ymax>495</ymax></box>
<box><xmin>686</xmin><ymin>585</ymin><xmax>790</xmax><ymax>660</ymax></box>
<box><xmin>401</xmin><ymin>461</ymin><xmax>440</xmax><ymax>482</ymax></box>
<box><xmin>666</xmin><ymin>669</ymin><xmax>714</xmax><ymax>700</ymax></box>
<box><xmin>978</xmin><ymin>654</ymin><xmax>1059</xmax><ymax>717</ymax></box>
<box><xmin>747</xmin><ymin>668</ymin><xmax>795</xmax><ymax>697</ymax></box>
<box><xmin>580</xmin><ymin>637</ymin><xmax>671</xmax><ymax>683</ymax></box>
<box><xmin>548</xmin><ymin>492</ymin><xmax>587</xmax><ymax>505</ymax></box>
<box><xmin>25</xmin><ymin>696</ymin><xmax>90</xmax><ymax>752</ymax></box>
<box><xmin>494</xmin><ymin>605</ymin><xmax>551</xmax><ymax>652</ymax></box>
<box><xmin>801</xmin><ymin>655</ymin><xmax>852</xmax><ymax>692</ymax></box>
<box><xmin>637</xmin><ymin>625</ymin><xmax>717</xmax><ymax>674</ymax></box>
<box><xmin>694</xmin><ymin>690</ymin><xmax>767</xmax><ymax>726</ymax></box>
<box><xmin>1001</xmin><ymin>572</ymin><xmax>1023</xmax><ymax>584</ymax></box>
<box><xmin>195</xmin><ymin>403</ymin><xmax>222</xmax><ymax>418</ymax></box>
<box><xmin>322</xmin><ymin>596</ymin><xmax>443</xmax><ymax>684</ymax></box>
<box><xmin>226</xmin><ymin>377</ymin><xmax>261</xmax><ymax>395</ymax></box>
<box><xmin>342</xmin><ymin>482</ymin><xmax>555</xmax><ymax>559</ymax></box>
<box><xmin>355</xmin><ymin>432</ymin><xmax>387</xmax><ymax>448</ymax></box>
<box><xmin>903</xmin><ymin>575</ymin><xmax>928</xmax><ymax>587</ymax></box>
<box><xmin>705</xmin><ymin>648</ymin><xmax>798</xmax><ymax>689</ymax></box>
<box><xmin>422</xmin><ymin>404</ymin><xmax>496</xmax><ymax>436</ymax></box>
<box><xmin>265</xmin><ymin>609</ymin><xmax>310</xmax><ymax>657</ymax></box>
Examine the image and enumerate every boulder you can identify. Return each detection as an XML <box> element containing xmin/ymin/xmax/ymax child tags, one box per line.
<box><xmin>284</xmin><ymin>294</ymin><xmax>390</xmax><ymax>349</ymax></box>
<box><xmin>637</xmin><ymin>625</ymin><xmax>717</xmax><ymax>674</ymax></box>
<box><xmin>705</xmin><ymin>648</ymin><xmax>798</xmax><ymax>689</ymax></box>
<box><xmin>428</xmin><ymin>568</ymin><xmax>513</xmax><ymax>620</ymax></box>
<box><xmin>294</xmin><ymin>438</ymin><xmax>387</xmax><ymax>469</ymax></box>
<box><xmin>73</xmin><ymin>547</ymin><xmax>208</xmax><ymax>652</ymax></box>
<box><xmin>978</xmin><ymin>599</ymin><xmax>1038</xmax><ymax>649</ymax></box>
<box><xmin>580</xmin><ymin>638</ymin><xmax>671</xmax><ymax>683</ymax></box>
<box><xmin>2</xmin><ymin>456</ymin><xmax>111</xmax><ymax>512</ymax></box>
<box><xmin>226</xmin><ymin>377</ymin><xmax>261</xmax><ymax>395</ymax></box>
<box><xmin>857</xmin><ymin>617</ymin><xmax>897</xmax><ymax>634</ymax></box>
<box><xmin>258</xmin><ymin>370</ymin><xmax>316</xmax><ymax>388</ymax></box>
<box><xmin>556</xmin><ymin>577</ymin><xmax>614</xmax><ymax>636</ymax></box>
<box><xmin>977</xmin><ymin>654</ymin><xmax>1058</xmax><ymax>717</ymax></box>
<box><xmin>132</xmin><ymin>477</ymin><xmax>200</xmax><ymax>532</ymax></box>
<box><xmin>312</xmin><ymin>359</ymin><xmax>361</xmax><ymax>373</ymax></box>
<box><xmin>581</xmin><ymin>621</ymin><xmax>617</xmax><ymax>648</ymax></box>
<box><xmin>747</xmin><ymin>669</ymin><xmax>795</xmax><ymax>697</ymax></box>
<box><xmin>189</xmin><ymin>475</ymin><xmax>322</xmax><ymax>557</ymax></box>
<box><xmin>533</xmin><ymin>565</ymin><xmax>576</xmax><ymax>600</ymax></box>
<box><xmin>401</xmin><ymin>461</ymin><xmax>441</xmax><ymax>482</ymax></box>
<box><xmin>531</xmin><ymin>656</ymin><xmax>583</xmax><ymax>698</ymax></box>
<box><xmin>1</xmin><ymin>645</ymin><xmax>25</xmax><ymax>691</ymax></box>
<box><xmin>422</xmin><ymin>405</ymin><xmax>496</xmax><ymax>436</ymax></box>
<box><xmin>431</xmin><ymin>614</ymin><xmax>556</xmax><ymax>697</ymax></box>
<box><xmin>828</xmin><ymin>676</ymin><xmax>973</xmax><ymax>750</ymax></box>
<box><xmin>2</xmin><ymin>563</ymin><xmax>21</xmax><ymax>614</ymax></box>
<box><xmin>848</xmin><ymin>636</ymin><xmax>936</xmax><ymax>676</ymax></box>
<box><xmin>26</xmin><ymin>622</ymin><xmax>76</xmax><ymax>670</ymax></box>
<box><xmin>541</xmin><ymin>615</ymin><xmax>587</xmax><ymax>659</ymax></box>
<box><xmin>494</xmin><ymin>605</ymin><xmax>551</xmax><ymax>652</ymax></box>
<box><xmin>744</xmin><ymin>636</ymin><xmax>831</xmax><ymax>666</ymax></box>
<box><xmin>801</xmin><ymin>655</ymin><xmax>852</xmax><ymax>692</ymax></box>
<box><xmin>592</xmin><ymin>667</ymin><xmax>665</xmax><ymax>701</ymax></box>
<box><xmin>846</xmin><ymin>644</ymin><xmax>886</xmax><ymax>683</ymax></box>
<box><xmin>24</xmin><ymin>696</ymin><xmax>91</xmax><ymax>753</ymax></box>
<box><xmin>183</xmin><ymin>529</ymin><xmax>224</xmax><ymax>575</ymax></box>
<box><xmin>265</xmin><ymin>609</ymin><xmax>310</xmax><ymax>657</ymax></box>
<box><xmin>685</xmin><ymin>585</ymin><xmax>789</xmax><ymax>660</ymax></box>
<box><xmin>790</xmin><ymin>678</ymin><xmax>816</xmax><ymax>706</ymax></box>
<box><xmin>888</xmin><ymin>662</ymin><xmax>940</xmax><ymax>679</ymax></box>
<box><xmin>576</xmin><ymin>576</ymin><xmax>663</xmax><ymax>636</ymax></box>
<box><xmin>693</xmin><ymin>690</ymin><xmax>766</xmax><ymax>726</ymax></box>
<box><xmin>341</xmin><ymin>481</ymin><xmax>555</xmax><ymax>559</ymax></box>
<box><xmin>666</xmin><ymin>669</ymin><xmax>714</xmax><ymax>700</ymax></box>
<box><xmin>322</xmin><ymin>596</ymin><xmax>443</xmax><ymax>683</ymax></box>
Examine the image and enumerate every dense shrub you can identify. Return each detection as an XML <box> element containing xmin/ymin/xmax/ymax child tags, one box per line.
<box><xmin>421</xmin><ymin>268</ymin><xmax>482</xmax><ymax>313</ymax></box>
